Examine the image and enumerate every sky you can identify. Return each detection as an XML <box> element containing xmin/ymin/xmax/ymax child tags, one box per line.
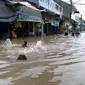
<box><xmin>61</xmin><ymin>0</ymin><xmax>85</xmax><ymax>19</ymax></box>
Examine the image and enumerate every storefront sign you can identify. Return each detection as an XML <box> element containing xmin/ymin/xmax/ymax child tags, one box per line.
<box><xmin>17</xmin><ymin>5</ymin><xmax>43</xmax><ymax>23</ymax></box>
<box><xmin>19</xmin><ymin>13</ymin><xmax>42</xmax><ymax>22</ymax></box>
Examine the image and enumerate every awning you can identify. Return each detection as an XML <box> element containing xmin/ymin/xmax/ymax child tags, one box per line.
<box><xmin>52</xmin><ymin>24</ymin><xmax>59</xmax><ymax>27</ymax></box>
<box><xmin>0</xmin><ymin>0</ymin><xmax>17</xmax><ymax>22</ymax></box>
<box><xmin>18</xmin><ymin>6</ymin><xmax>43</xmax><ymax>23</ymax></box>
<box><xmin>9</xmin><ymin>1</ymin><xmax>43</xmax><ymax>23</ymax></box>
<box><xmin>82</xmin><ymin>24</ymin><xmax>85</xmax><ymax>27</ymax></box>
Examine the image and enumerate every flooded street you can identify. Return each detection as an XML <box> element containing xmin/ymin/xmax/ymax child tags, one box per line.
<box><xmin>0</xmin><ymin>32</ymin><xmax>85</xmax><ymax>85</ymax></box>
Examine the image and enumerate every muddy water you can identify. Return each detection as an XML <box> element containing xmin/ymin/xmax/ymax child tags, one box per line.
<box><xmin>0</xmin><ymin>33</ymin><xmax>85</xmax><ymax>85</ymax></box>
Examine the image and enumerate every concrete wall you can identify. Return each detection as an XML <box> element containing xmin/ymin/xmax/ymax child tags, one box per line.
<box><xmin>54</xmin><ymin>0</ymin><xmax>70</xmax><ymax>19</ymax></box>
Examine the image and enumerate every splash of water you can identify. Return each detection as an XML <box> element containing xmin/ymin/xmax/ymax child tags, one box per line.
<box><xmin>24</xmin><ymin>40</ymin><xmax>47</xmax><ymax>54</ymax></box>
<box><xmin>3</xmin><ymin>38</ymin><xmax>12</xmax><ymax>49</ymax></box>
<box><xmin>4</xmin><ymin>40</ymin><xmax>47</xmax><ymax>60</ymax></box>
<box><xmin>36</xmin><ymin>40</ymin><xmax>46</xmax><ymax>50</ymax></box>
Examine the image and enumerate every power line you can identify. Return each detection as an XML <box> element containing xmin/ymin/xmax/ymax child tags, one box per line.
<box><xmin>61</xmin><ymin>0</ymin><xmax>70</xmax><ymax>3</ymax></box>
<box><xmin>74</xmin><ymin>0</ymin><xmax>81</xmax><ymax>4</ymax></box>
<box><xmin>66</xmin><ymin>0</ymin><xmax>70</xmax><ymax>2</ymax></box>
<box><xmin>75</xmin><ymin>3</ymin><xmax>85</xmax><ymax>5</ymax></box>
<box><xmin>63</xmin><ymin>0</ymin><xmax>81</xmax><ymax>3</ymax></box>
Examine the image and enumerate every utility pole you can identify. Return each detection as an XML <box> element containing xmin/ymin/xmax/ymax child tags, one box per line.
<box><xmin>70</xmin><ymin>0</ymin><xmax>72</xmax><ymax>24</ymax></box>
<box><xmin>80</xmin><ymin>14</ymin><xmax>82</xmax><ymax>31</ymax></box>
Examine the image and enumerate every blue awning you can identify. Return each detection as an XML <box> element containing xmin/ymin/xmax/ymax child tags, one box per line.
<box><xmin>82</xmin><ymin>24</ymin><xmax>85</xmax><ymax>26</ymax></box>
<box><xmin>52</xmin><ymin>24</ymin><xmax>59</xmax><ymax>27</ymax></box>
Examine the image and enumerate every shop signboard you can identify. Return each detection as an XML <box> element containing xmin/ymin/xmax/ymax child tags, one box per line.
<box><xmin>19</xmin><ymin>13</ymin><xmax>42</xmax><ymax>22</ymax></box>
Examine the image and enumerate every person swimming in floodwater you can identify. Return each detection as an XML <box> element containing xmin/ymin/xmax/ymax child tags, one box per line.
<box><xmin>71</xmin><ymin>32</ymin><xmax>75</xmax><ymax>36</ymax></box>
<box><xmin>64</xmin><ymin>30</ymin><xmax>68</xmax><ymax>36</ymax></box>
<box><xmin>22</xmin><ymin>40</ymin><xmax>27</xmax><ymax>47</ymax></box>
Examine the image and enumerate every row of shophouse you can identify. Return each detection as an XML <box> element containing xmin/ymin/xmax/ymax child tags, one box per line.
<box><xmin>0</xmin><ymin>0</ymin><xmax>81</xmax><ymax>38</ymax></box>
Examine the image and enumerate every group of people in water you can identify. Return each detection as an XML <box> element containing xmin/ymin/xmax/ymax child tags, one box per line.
<box><xmin>64</xmin><ymin>24</ymin><xmax>80</xmax><ymax>36</ymax></box>
<box><xmin>58</xmin><ymin>19</ymin><xmax>81</xmax><ymax>37</ymax></box>
<box><xmin>5</xmin><ymin>30</ymin><xmax>80</xmax><ymax>49</ymax></box>
<box><xmin>64</xmin><ymin>30</ymin><xmax>80</xmax><ymax>37</ymax></box>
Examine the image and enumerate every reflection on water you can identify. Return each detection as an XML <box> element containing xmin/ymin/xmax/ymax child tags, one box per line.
<box><xmin>0</xmin><ymin>33</ymin><xmax>85</xmax><ymax>85</ymax></box>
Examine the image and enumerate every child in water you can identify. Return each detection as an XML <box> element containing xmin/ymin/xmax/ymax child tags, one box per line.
<box><xmin>22</xmin><ymin>40</ymin><xmax>27</xmax><ymax>47</ymax></box>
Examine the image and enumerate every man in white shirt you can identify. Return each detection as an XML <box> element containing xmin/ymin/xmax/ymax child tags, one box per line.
<box><xmin>68</xmin><ymin>24</ymin><xmax>72</xmax><ymax>33</ymax></box>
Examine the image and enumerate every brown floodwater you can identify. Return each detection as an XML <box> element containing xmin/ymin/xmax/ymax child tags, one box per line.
<box><xmin>0</xmin><ymin>32</ymin><xmax>85</xmax><ymax>85</ymax></box>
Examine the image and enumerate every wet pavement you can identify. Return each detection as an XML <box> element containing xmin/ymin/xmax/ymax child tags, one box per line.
<box><xmin>0</xmin><ymin>32</ymin><xmax>85</xmax><ymax>85</ymax></box>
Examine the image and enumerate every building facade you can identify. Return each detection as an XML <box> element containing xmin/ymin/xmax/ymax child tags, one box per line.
<box><xmin>55</xmin><ymin>0</ymin><xmax>80</xmax><ymax>23</ymax></box>
<box><xmin>38</xmin><ymin>0</ymin><xmax>63</xmax><ymax>35</ymax></box>
<box><xmin>4</xmin><ymin>0</ymin><xmax>64</xmax><ymax>37</ymax></box>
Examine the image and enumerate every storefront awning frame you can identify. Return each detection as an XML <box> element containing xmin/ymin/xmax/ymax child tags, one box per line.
<box><xmin>0</xmin><ymin>0</ymin><xmax>17</xmax><ymax>22</ymax></box>
<box><xmin>9</xmin><ymin>1</ymin><xmax>44</xmax><ymax>23</ymax></box>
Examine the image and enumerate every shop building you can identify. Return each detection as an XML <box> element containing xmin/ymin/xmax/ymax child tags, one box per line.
<box><xmin>27</xmin><ymin>0</ymin><xmax>63</xmax><ymax>35</ymax></box>
<box><xmin>0</xmin><ymin>0</ymin><xmax>17</xmax><ymax>38</ymax></box>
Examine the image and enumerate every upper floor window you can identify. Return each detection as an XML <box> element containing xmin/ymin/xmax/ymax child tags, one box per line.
<box><xmin>56</xmin><ymin>4</ymin><xmax>59</xmax><ymax>10</ymax></box>
<box><xmin>60</xmin><ymin>7</ymin><xmax>62</xmax><ymax>12</ymax></box>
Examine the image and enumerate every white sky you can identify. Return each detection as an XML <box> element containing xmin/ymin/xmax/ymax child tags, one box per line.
<box><xmin>61</xmin><ymin>0</ymin><xmax>85</xmax><ymax>19</ymax></box>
